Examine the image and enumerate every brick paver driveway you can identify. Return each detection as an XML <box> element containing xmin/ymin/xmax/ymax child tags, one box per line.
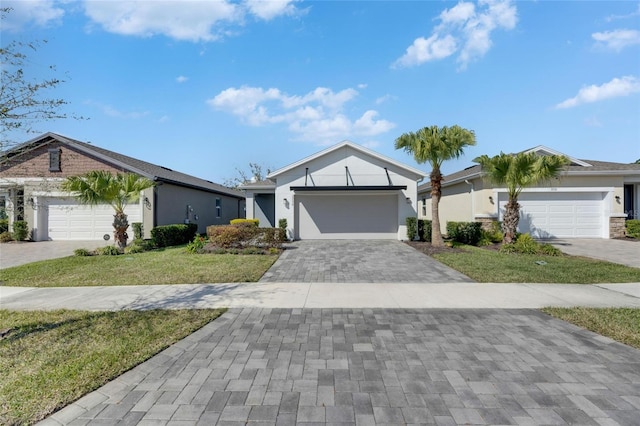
<box><xmin>47</xmin><ymin>308</ymin><xmax>640</xmax><ymax>425</ymax></box>
<box><xmin>260</xmin><ymin>240</ymin><xmax>473</xmax><ymax>283</ymax></box>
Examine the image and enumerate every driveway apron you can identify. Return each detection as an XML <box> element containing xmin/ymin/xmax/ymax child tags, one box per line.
<box><xmin>260</xmin><ymin>240</ymin><xmax>473</xmax><ymax>283</ymax></box>
<box><xmin>41</xmin><ymin>308</ymin><xmax>640</xmax><ymax>426</ymax></box>
<box><xmin>547</xmin><ymin>238</ymin><xmax>640</xmax><ymax>269</ymax></box>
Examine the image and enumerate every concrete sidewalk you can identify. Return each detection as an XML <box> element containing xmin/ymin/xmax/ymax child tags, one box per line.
<box><xmin>2</xmin><ymin>282</ymin><xmax>639</xmax><ymax>310</ymax></box>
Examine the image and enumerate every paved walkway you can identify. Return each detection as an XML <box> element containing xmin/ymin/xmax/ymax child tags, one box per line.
<box><xmin>260</xmin><ymin>240</ymin><xmax>473</xmax><ymax>283</ymax></box>
<box><xmin>0</xmin><ymin>240</ymin><xmax>111</xmax><ymax>269</ymax></box>
<box><xmin>2</xmin><ymin>282</ymin><xmax>640</xmax><ymax>310</ymax></box>
<box><xmin>39</xmin><ymin>308</ymin><xmax>640</xmax><ymax>426</ymax></box>
<box><xmin>547</xmin><ymin>238</ymin><xmax>640</xmax><ymax>268</ymax></box>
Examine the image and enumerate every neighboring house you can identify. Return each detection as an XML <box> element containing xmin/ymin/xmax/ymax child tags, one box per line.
<box><xmin>0</xmin><ymin>132</ymin><xmax>245</xmax><ymax>241</ymax></box>
<box><xmin>418</xmin><ymin>146</ymin><xmax>640</xmax><ymax>239</ymax></box>
<box><xmin>242</xmin><ymin>141</ymin><xmax>426</xmax><ymax>240</ymax></box>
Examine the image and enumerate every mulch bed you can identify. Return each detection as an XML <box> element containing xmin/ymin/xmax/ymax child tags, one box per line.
<box><xmin>405</xmin><ymin>241</ymin><xmax>466</xmax><ymax>256</ymax></box>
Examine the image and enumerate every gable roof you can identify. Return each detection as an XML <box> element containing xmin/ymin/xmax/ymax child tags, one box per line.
<box><xmin>267</xmin><ymin>140</ymin><xmax>427</xmax><ymax>180</ymax></box>
<box><xmin>417</xmin><ymin>146</ymin><xmax>640</xmax><ymax>192</ymax></box>
<box><xmin>2</xmin><ymin>132</ymin><xmax>244</xmax><ymax>199</ymax></box>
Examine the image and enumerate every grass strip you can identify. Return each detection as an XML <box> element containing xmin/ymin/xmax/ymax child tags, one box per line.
<box><xmin>433</xmin><ymin>246</ymin><xmax>640</xmax><ymax>283</ymax></box>
<box><xmin>541</xmin><ymin>307</ymin><xmax>640</xmax><ymax>349</ymax></box>
<box><xmin>0</xmin><ymin>308</ymin><xmax>225</xmax><ymax>425</ymax></box>
<box><xmin>0</xmin><ymin>246</ymin><xmax>278</xmax><ymax>287</ymax></box>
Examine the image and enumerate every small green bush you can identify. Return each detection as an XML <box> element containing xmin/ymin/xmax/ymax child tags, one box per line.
<box><xmin>12</xmin><ymin>220</ymin><xmax>29</xmax><ymax>241</ymax></box>
<box><xmin>0</xmin><ymin>231</ymin><xmax>13</xmax><ymax>243</ymax></box>
<box><xmin>406</xmin><ymin>217</ymin><xmax>417</xmax><ymax>241</ymax></box>
<box><xmin>418</xmin><ymin>219</ymin><xmax>432</xmax><ymax>242</ymax></box>
<box><xmin>482</xmin><ymin>221</ymin><xmax>503</xmax><ymax>244</ymax></box>
<box><xmin>186</xmin><ymin>235</ymin><xmax>208</xmax><ymax>254</ymax></box>
<box><xmin>151</xmin><ymin>223</ymin><xmax>198</xmax><ymax>248</ymax></box>
<box><xmin>512</xmin><ymin>233</ymin><xmax>539</xmax><ymax>254</ymax></box>
<box><xmin>132</xmin><ymin>222</ymin><xmax>144</xmax><ymax>240</ymax></box>
<box><xmin>278</xmin><ymin>218</ymin><xmax>288</xmax><ymax>242</ymax></box>
<box><xmin>0</xmin><ymin>218</ymin><xmax>8</xmax><ymax>233</ymax></box>
<box><xmin>74</xmin><ymin>248</ymin><xmax>93</xmax><ymax>257</ymax></box>
<box><xmin>626</xmin><ymin>219</ymin><xmax>640</xmax><ymax>239</ymax></box>
<box><xmin>446</xmin><ymin>221</ymin><xmax>482</xmax><ymax>246</ymax></box>
<box><xmin>539</xmin><ymin>243</ymin><xmax>562</xmax><ymax>256</ymax></box>
<box><xmin>230</xmin><ymin>218</ymin><xmax>259</xmax><ymax>226</ymax></box>
<box><xmin>98</xmin><ymin>245</ymin><xmax>121</xmax><ymax>256</ymax></box>
<box><xmin>242</xmin><ymin>246</ymin><xmax>263</xmax><ymax>255</ymax></box>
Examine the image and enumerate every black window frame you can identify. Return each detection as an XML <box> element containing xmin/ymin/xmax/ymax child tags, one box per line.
<box><xmin>215</xmin><ymin>198</ymin><xmax>221</xmax><ymax>218</ymax></box>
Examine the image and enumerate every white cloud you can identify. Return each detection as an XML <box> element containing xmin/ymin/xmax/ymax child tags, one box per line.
<box><xmin>375</xmin><ymin>94</ymin><xmax>395</xmax><ymax>105</ymax></box>
<box><xmin>393</xmin><ymin>0</ymin><xmax>517</xmax><ymax>70</ymax></box>
<box><xmin>555</xmin><ymin>76</ymin><xmax>640</xmax><ymax>109</ymax></box>
<box><xmin>207</xmin><ymin>85</ymin><xmax>395</xmax><ymax>145</ymax></box>
<box><xmin>606</xmin><ymin>3</ymin><xmax>640</xmax><ymax>22</ymax></box>
<box><xmin>244</xmin><ymin>0</ymin><xmax>299</xmax><ymax>20</ymax></box>
<box><xmin>176</xmin><ymin>76</ymin><xmax>189</xmax><ymax>83</ymax></box>
<box><xmin>1</xmin><ymin>0</ymin><xmax>64</xmax><ymax>32</ymax></box>
<box><xmin>82</xmin><ymin>0</ymin><xmax>301</xmax><ymax>42</ymax></box>
<box><xmin>592</xmin><ymin>29</ymin><xmax>640</xmax><ymax>52</ymax></box>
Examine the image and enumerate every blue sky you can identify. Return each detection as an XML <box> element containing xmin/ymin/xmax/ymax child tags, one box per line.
<box><xmin>3</xmin><ymin>0</ymin><xmax>640</xmax><ymax>184</ymax></box>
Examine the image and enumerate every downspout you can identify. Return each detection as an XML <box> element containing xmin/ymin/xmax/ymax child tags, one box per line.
<box><xmin>464</xmin><ymin>179</ymin><xmax>474</xmax><ymax>220</ymax></box>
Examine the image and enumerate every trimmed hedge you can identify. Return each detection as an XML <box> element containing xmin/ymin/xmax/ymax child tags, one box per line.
<box><xmin>230</xmin><ymin>218</ymin><xmax>259</xmax><ymax>226</ymax></box>
<box><xmin>207</xmin><ymin>223</ymin><xmax>282</xmax><ymax>249</ymax></box>
<box><xmin>151</xmin><ymin>223</ymin><xmax>198</xmax><ymax>248</ymax></box>
<box><xmin>626</xmin><ymin>219</ymin><xmax>640</xmax><ymax>239</ymax></box>
<box><xmin>406</xmin><ymin>217</ymin><xmax>417</xmax><ymax>241</ymax></box>
<box><xmin>418</xmin><ymin>219</ymin><xmax>432</xmax><ymax>242</ymax></box>
<box><xmin>12</xmin><ymin>220</ymin><xmax>29</xmax><ymax>241</ymax></box>
<box><xmin>446</xmin><ymin>221</ymin><xmax>482</xmax><ymax>246</ymax></box>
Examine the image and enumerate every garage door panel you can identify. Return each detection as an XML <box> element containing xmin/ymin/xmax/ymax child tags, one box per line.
<box><xmin>44</xmin><ymin>197</ymin><xmax>141</xmax><ymax>240</ymax></box>
<box><xmin>500</xmin><ymin>192</ymin><xmax>603</xmax><ymax>238</ymax></box>
<box><xmin>297</xmin><ymin>194</ymin><xmax>397</xmax><ymax>239</ymax></box>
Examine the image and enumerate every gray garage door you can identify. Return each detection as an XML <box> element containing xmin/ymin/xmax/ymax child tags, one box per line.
<box><xmin>295</xmin><ymin>193</ymin><xmax>398</xmax><ymax>239</ymax></box>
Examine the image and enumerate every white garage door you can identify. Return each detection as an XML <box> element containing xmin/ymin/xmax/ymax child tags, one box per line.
<box><xmin>296</xmin><ymin>193</ymin><xmax>398</xmax><ymax>239</ymax></box>
<box><xmin>499</xmin><ymin>192</ymin><xmax>604</xmax><ymax>238</ymax></box>
<box><xmin>42</xmin><ymin>197</ymin><xmax>142</xmax><ymax>241</ymax></box>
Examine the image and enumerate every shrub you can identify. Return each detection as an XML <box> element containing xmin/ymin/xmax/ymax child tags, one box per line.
<box><xmin>186</xmin><ymin>235</ymin><xmax>208</xmax><ymax>254</ymax></box>
<box><xmin>208</xmin><ymin>225</ymin><xmax>246</xmax><ymax>248</ymax></box>
<box><xmin>0</xmin><ymin>218</ymin><xmax>8</xmax><ymax>233</ymax></box>
<box><xmin>98</xmin><ymin>245</ymin><xmax>121</xmax><ymax>256</ymax></box>
<box><xmin>12</xmin><ymin>220</ymin><xmax>29</xmax><ymax>241</ymax></box>
<box><xmin>151</xmin><ymin>223</ymin><xmax>198</xmax><ymax>248</ymax></box>
<box><xmin>446</xmin><ymin>221</ymin><xmax>482</xmax><ymax>246</ymax></box>
<box><xmin>74</xmin><ymin>248</ymin><xmax>93</xmax><ymax>257</ymax></box>
<box><xmin>406</xmin><ymin>217</ymin><xmax>417</xmax><ymax>241</ymax></box>
<box><xmin>242</xmin><ymin>246</ymin><xmax>263</xmax><ymax>255</ymax></box>
<box><xmin>0</xmin><ymin>231</ymin><xmax>13</xmax><ymax>243</ymax></box>
<box><xmin>132</xmin><ymin>222</ymin><xmax>144</xmax><ymax>240</ymax></box>
<box><xmin>230</xmin><ymin>218</ymin><xmax>259</xmax><ymax>226</ymax></box>
<box><xmin>512</xmin><ymin>233</ymin><xmax>539</xmax><ymax>254</ymax></box>
<box><xmin>207</xmin><ymin>224</ymin><xmax>283</xmax><ymax>250</ymax></box>
<box><xmin>539</xmin><ymin>243</ymin><xmax>562</xmax><ymax>256</ymax></box>
<box><xmin>626</xmin><ymin>219</ymin><xmax>640</xmax><ymax>239</ymax></box>
<box><xmin>278</xmin><ymin>218</ymin><xmax>288</xmax><ymax>242</ymax></box>
<box><xmin>418</xmin><ymin>219</ymin><xmax>432</xmax><ymax>242</ymax></box>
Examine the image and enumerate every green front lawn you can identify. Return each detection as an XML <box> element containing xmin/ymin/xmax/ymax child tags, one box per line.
<box><xmin>0</xmin><ymin>246</ymin><xmax>278</xmax><ymax>287</ymax></box>
<box><xmin>542</xmin><ymin>307</ymin><xmax>640</xmax><ymax>349</ymax></box>
<box><xmin>0</xmin><ymin>308</ymin><xmax>225</xmax><ymax>425</ymax></box>
<box><xmin>432</xmin><ymin>246</ymin><xmax>640</xmax><ymax>283</ymax></box>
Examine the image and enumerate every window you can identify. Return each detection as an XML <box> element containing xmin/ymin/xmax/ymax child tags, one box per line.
<box><xmin>48</xmin><ymin>148</ymin><xmax>61</xmax><ymax>172</ymax></box>
<box><xmin>215</xmin><ymin>198</ymin><xmax>221</xmax><ymax>218</ymax></box>
<box><xmin>421</xmin><ymin>198</ymin><xmax>427</xmax><ymax>217</ymax></box>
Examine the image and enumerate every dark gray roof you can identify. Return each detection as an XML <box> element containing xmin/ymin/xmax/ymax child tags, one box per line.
<box><xmin>3</xmin><ymin>132</ymin><xmax>244</xmax><ymax>199</ymax></box>
<box><xmin>418</xmin><ymin>158</ymin><xmax>640</xmax><ymax>192</ymax></box>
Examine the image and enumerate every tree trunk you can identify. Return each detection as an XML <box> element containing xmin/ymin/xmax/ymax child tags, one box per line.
<box><xmin>430</xmin><ymin>169</ymin><xmax>444</xmax><ymax>247</ymax></box>
<box><xmin>502</xmin><ymin>197</ymin><xmax>520</xmax><ymax>244</ymax></box>
<box><xmin>113</xmin><ymin>212</ymin><xmax>129</xmax><ymax>250</ymax></box>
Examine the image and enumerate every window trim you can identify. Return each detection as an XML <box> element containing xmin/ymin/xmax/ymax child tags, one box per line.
<box><xmin>48</xmin><ymin>148</ymin><xmax>61</xmax><ymax>172</ymax></box>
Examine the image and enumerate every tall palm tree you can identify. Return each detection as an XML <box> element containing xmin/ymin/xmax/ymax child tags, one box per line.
<box><xmin>395</xmin><ymin>125</ymin><xmax>476</xmax><ymax>246</ymax></box>
<box><xmin>62</xmin><ymin>171</ymin><xmax>155</xmax><ymax>249</ymax></box>
<box><xmin>474</xmin><ymin>151</ymin><xmax>569</xmax><ymax>244</ymax></box>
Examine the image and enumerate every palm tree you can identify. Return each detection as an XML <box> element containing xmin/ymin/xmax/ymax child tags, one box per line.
<box><xmin>395</xmin><ymin>125</ymin><xmax>476</xmax><ymax>246</ymax></box>
<box><xmin>474</xmin><ymin>151</ymin><xmax>569</xmax><ymax>244</ymax></box>
<box><xmin>62</xmin><ymin>171</ymin><xmax>155</xmax><ymax>249</ymax></box>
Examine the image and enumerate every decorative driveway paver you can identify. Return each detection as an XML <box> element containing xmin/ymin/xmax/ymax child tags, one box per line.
<box><xmin>42</xmin><ymin>308</ymin><xmax>640</xmax><ymax>425</ymax></box>
<box><xmin>260</xmin><ymin>240</ymin><xmax>473</xmax><ymax>283</ymax></box>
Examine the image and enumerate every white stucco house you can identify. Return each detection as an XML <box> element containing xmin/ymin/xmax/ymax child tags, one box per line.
<box><xmin>418</xmin><ymin>146</ymin><xmax>640</xmax><ymax>239</ymax></box>
<box><xmin>242</xmin><ymin>141</ymin><xmax>426</xmax><ymax>240</ymax></box>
